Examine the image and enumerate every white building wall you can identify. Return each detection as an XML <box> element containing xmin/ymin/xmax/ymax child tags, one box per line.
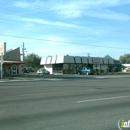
<box><xmin>18</xmin><ymin>65</ymin><xmax>23</xmax><ymax>74</ymax></box>
<box><xmin>44</xmin><ymin>65</ymin><xmax>53</xmax><ymax>74</ymax></box>
<box><xmin>100</xmin><ymin>65</ymin><xmax>108</xmax><ymax>73</ymax></box>
<box><xmin>93</xmin><ymin>64</ymin><xmax>100</xmax><ymax>70</ymax></box>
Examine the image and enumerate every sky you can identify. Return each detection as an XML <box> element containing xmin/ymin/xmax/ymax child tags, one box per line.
<box><xmin>0</xmin><ymin>0</ymin><xmax>130</xmax><ymax>59</ymax></box>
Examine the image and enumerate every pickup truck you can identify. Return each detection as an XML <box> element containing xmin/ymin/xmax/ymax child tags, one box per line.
<box><xmin>77</xmin><ymin>67</ymin><xmax>95</xmax><ymax>75</ymax></box>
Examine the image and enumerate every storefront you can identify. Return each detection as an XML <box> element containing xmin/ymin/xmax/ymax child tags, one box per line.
<box><xmin>3</xmin><ymin>61</ymin><xmax>24</xmax><ymax>75</ymax></box>
<box><xmin>0</xmin><ymin>42</ymin><xmax>25</xmax><ymax>75</ymax></box>
<box><xmin>40</xmin><ymin>55</ymin><xmax>115</xmax><ymax>74</ymax></box>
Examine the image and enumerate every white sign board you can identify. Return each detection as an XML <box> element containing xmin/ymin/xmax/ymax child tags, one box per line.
<box><xmin>0</xmin><ymin>42</ymin><xmax>6</xmax><ymax>56</ymax></box>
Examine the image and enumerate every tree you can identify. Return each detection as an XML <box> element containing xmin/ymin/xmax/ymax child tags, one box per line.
<box><xmin>119</xmin><ymin>54</ymin><xmax>130</xmax><ymax>64</ymax></box>
<box><xmin>104</xmin><ymin>55</ymin><xmax>113</xmax><ymax>59</ymax></box>
<box><xmin>23</xmin><ymin>53</ymin><xmax>42</xmax><ymax>69</ymax></box>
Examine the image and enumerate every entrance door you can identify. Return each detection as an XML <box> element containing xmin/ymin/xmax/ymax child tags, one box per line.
<box><xmin>11</xmin><ymin>65</ymin><xmax>17</xmax><ymax>74</ymax></box>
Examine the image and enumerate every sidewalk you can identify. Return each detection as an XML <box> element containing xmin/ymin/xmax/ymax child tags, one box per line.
<box><xmin>1</xmin><ymin>72</ymin><xmax>130</xmax><ymax>78</ymax></box>
<box><xmin>0</xmin><ymin>72</ymin><xmax>129</xmax><ymax>82</ymax></box>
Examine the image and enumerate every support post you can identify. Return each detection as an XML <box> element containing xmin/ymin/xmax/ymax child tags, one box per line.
<box><xmin>1</xmin><ymin>52</ymin><xmax>3</xmax><ymax>79</ymax></box>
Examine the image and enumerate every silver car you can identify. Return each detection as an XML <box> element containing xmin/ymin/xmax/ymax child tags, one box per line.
<box><xmin>37</xmin><ymin>68</ymin><xmax>50</xmax><ymax>75</ymax></box>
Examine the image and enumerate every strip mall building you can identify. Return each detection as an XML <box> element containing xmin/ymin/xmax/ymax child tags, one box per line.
<box><xmin>40</xmin><ymin>55</ymin><xmax>115</xmax><ymax>74</ymax></box>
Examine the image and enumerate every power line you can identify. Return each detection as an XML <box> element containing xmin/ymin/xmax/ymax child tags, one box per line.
<box><xmin>0</xmin><ymin>33</ymin><xmax>129</xmax><ymax>50</ymax></box>
<box><xmin>0</xmin><ymin>18</ymin><xmax>129</xmax><ymax>43</ymax></box>
<box><xmin>0</xmin><ymin>6</ymin><xmax>130</xmax><ymax>40</ymax></box>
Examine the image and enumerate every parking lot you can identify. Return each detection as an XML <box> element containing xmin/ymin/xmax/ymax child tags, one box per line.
<box><xmin>0</xmin><ymin>74</ymin><xmax>130</xmax><ymax>130</ymax></box>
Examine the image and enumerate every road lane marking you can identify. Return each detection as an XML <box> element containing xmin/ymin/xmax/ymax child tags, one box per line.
<box><xmin>0</xmin><ymin>85</ymin><xmax>49</xmax><ymax>89</ymax></box>
<box><xmin>77</xmin><ymin>95</ymin><xmax>130</xmax><ymax>103</ymax></box>
<box><xmin>0</xmin><ymin>78</ymin><xmax>66</xmax><ymax>82</ymax></box>
<box><xmin>0</xmin><ymin>89</ymin><xmax>97</xmax><ymax>98</ymax></box>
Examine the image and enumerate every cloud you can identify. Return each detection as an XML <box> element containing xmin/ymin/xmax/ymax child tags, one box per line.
<box><xmin>12</xmin><ymin>1</ymin><xmax>33</xmax><ymax>8</ymax></box>
<box><xmin>12</xmin><ymin>0</ymin><xmax>48</xmax><ymax>10</ymax></box>
<box><xmin>3</xmin><ymin>13</ymin><xmax>80</xmax><ymax>28</ymax></box>
<box><xmin>12</xmin><ymin>0</ymin><xmax>130</xmax><ymax>21</ymax></box>
<box><xmin>51</xmin><ymin>0</ymin><xmax>130</xmax><ymax>20</ymax></box>
<box><xmin>85</xmin><ymin>9</ymin><xmax>130</xmax><ymax>21</ymax></box>
<box><xmin>17</xmin><ymin>17</ymin><xmax>80</xmax><ymax>28</ymax></box>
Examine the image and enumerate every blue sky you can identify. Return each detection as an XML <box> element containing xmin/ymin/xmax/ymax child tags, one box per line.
<box><xmin>0</xmin><ymin>0</ymin><xmax>130</xmax><ymax>59</ymax></box>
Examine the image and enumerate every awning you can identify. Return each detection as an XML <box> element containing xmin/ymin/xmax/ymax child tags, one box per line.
<box><xmin>3</xmin><ymin>61</ymin><xmax>25</xmax><ymax>64</ymax></box>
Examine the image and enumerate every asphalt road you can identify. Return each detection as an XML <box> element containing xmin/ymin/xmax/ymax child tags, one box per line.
<box><xmin>0</xmin><ymin>75</ymin><xmax>130</xmax><ymax>130</ymax></box>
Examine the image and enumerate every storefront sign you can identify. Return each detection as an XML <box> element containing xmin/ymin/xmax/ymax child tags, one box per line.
<box><xmin>0</xmin><ymin>42</ymin><xmax>6</xmax><ymax>55</ymax></box>
<box><xmin>93</xmin><ymin>58</ymin><xmax>100</xmax><ymax>63</ymax></box>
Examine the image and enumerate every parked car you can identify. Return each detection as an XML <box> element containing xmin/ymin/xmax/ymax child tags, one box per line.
<box><xmin>22</xmin><ymin>67</ymin><xmax>34</xmax><ymax>73</ymax></box>
<box><xmin>77</xmin><ymin>67</ymin><xmax>95</xmax><ymax>75</ymax></box>
<box><xmin>37</xmin><ymin>68</ymin><xmax>50</xmax><ymax>75</ymax></box>
<box><xmin>122</xmin><ymin>67</ymin><xmax>130</xmax><ymax>73</ymax></box>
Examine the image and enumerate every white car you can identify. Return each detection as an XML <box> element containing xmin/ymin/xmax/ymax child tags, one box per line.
<box><xmin>37</xmin><ymin>68</ymin><xmax>50</xmax><ymax>75</ymax></box>
<box><xmin>122</xmin><ymin>67</ymin><xmax>130</xmax><ymax>73</ymax></box>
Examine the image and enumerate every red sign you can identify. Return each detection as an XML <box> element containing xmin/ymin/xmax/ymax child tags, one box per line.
<box><xmin>0</xmin><ymin>42</ymin><xmax>6</xmax><ymax>55</ymax></box>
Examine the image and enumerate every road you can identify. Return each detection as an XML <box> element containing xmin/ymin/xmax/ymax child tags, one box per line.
<box><xmin>0</xmin><ymin>75</ymin><xmax>130</xmax><ymax>130</ymax></box>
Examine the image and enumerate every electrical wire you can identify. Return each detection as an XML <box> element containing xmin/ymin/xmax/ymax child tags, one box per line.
<box><xmin>0</xmin><ymin>33</ymin><xmax>129</xmax><ymax>50</ymax></box>
<box><xmin>0</xmin><ymin>1</ymin><xmax>130</xmax><ymax>52</ymax></box>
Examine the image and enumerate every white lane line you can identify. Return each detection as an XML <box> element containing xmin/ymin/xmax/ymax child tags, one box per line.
<box><xmin>1</xmin><ymin>89</ymin><xmax>96</xmax><ymax>98</ymax></box>
<box><xmin>0</xmin><ymin>78</ymin><xmax>65</xmax><ymax>82</ymax></box>
<box><xmin>77</xmin><ymin>95</ymin><xmax>130</xmax><ymax>103</ymax></box>
<box><xmin>93</xmin><ymin>77</ymin><xmax>106</xmax><ymax>79</ymax></box>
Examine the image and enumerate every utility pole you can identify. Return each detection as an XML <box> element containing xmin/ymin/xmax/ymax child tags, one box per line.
<box><xmin>0</xmin><ymin>52</ymin><xmax>3</xmax><ymax>79</ymax></box>
<box><xmin>87</xmin><ymin>53</ymin><xmax>90</xmax><ymax>57</ymax></box>
<box><xmin>21</xmin><ymin>42</ymin><xmax>26</xmax><ymax>61</ymax></box>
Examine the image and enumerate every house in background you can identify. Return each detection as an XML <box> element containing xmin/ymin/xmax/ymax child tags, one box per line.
<box><xmin>0</xmin><ymin>42</ymin><xmax>25</xmax><ymax>75</ymax></box>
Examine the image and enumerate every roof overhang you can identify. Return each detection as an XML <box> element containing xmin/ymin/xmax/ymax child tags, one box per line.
<box><xmin>3</xmin><ymin>61</ymin><xmax>25</xmax><ymax>64</ymax></box>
